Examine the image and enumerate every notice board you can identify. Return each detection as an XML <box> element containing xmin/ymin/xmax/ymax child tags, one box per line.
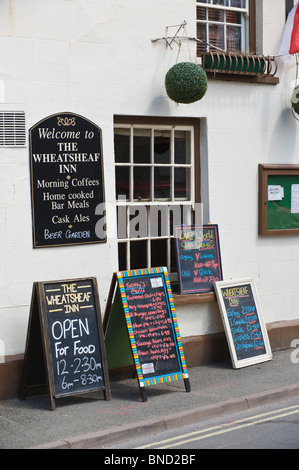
<box><xmin>174</xmin><ymin>225</ymin><xmax>223</xmax><ymax>294</ymax></box>
<box><xmin>20</xmin><ymin>278</ymin><xmax>111</xmax><ymax>410</ymax></box>
<box><xmin>259</xmin><ymin>164</ymin><xmax>299</xmax><ymax>235</ymax></box>
<box><xmin>104</xmin><ymin>267</ymin><xmax>190</xmax><ymax>401</ymax></box>
<box><xmin>29</xmin><ymin>112</ymin><xmax>106</xmax><ymax>247</ymax></box>
<box><xmin>214</xmin><ymin>278</ymin><xmax>272</xmax><ymax>369</ymax></box>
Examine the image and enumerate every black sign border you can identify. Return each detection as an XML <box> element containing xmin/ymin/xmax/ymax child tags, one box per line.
<box><xmin>214</xmin><ymin>277</ymin><xmax>272</xmax><ymax>369</ymax></box>
<box><xmin>29</xmin><ymin>112</ymin><xmax>106</xmax><ymax>248</ymax></box>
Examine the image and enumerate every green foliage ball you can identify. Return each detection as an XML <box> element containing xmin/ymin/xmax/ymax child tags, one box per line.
<box><xmin>165</xmin><ymin>62</ymin><xmax>208</xmax><ymax>104</ymax></box>
<box><xmin>291</xmin><ymin>85</ymin><xmax>299</xmax><ymax>115</ymax></box>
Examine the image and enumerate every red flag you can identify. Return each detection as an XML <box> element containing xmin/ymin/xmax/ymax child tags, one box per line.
<box><xmin>279</xmin><ymin>1</ymin><xmax>299</xmax><ymax>61</ymax></box>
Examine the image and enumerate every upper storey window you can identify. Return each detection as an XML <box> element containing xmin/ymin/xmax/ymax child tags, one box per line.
<box><xmin>197</xmin><ymin>0</ymin><xmax>250</xmax><ymax>54</ymax></box>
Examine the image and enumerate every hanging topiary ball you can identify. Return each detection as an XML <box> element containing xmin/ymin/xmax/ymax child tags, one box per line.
<box><xmin>165</xmin><ymin>62</ymin><xmax>208</xmax><ymax>104</ymax></box>
<box><xmin>291</xmin><ymin>85</ymin><xmax>299</xmax><ymax>115</ymax></box>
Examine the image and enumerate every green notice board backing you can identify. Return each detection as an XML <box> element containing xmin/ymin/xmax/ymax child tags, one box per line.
<box><xmin>259</xmin><ymin>164</ymin><xmax>299</xmax><ymax>235</ymax></box>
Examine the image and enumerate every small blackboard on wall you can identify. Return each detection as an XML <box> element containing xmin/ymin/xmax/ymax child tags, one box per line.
<box><xmin>20</xmin><ymin>278</ymin><xmax>111</xmax><ymax>410</ymax></box>
<box><xmin>214</xmin><ymin>278</ymin><xmax>272</xmax><ymax>369</ymax></box>
<box><xmin>104</xmin><ymin>267</ymin><xmax>190</xmax><ymax>402</ymax></box>
<box><xmin>174</xmin><ymin>225</ymin><xmax>223</xmax><ymax>294</ymax></box>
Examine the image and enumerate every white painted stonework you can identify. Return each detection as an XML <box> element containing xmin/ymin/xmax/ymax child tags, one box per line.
<box><xmin>0</xmin><ymin>0</ymin><xmax>298</xmax><ymax>356</ymax></box>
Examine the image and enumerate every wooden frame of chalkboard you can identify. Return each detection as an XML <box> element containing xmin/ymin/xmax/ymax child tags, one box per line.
<box><xmin>103</xmin><ymin>267</ymin><xmax>190</xmax><ymax>402</ymax></box>
<box><xmin>174</xmin><ymin>225</ymin><xmax>223</xmax><ymax>294</ymax></box>
<box><xmin>214</xmin><ymin>278</ymin><xmax>272</xmax><ymax>369</ymax></box>
<box><xmin>19</xmin><ymin>278</ymin><xmax>111</xmax><ymax>410</ymax></box>
<box><xmin>259</xmin><ymin>164</ymin><xmax>299</xmax><ymax>235</ymax></box>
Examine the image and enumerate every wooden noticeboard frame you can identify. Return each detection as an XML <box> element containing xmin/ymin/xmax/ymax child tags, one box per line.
<box><xmin>214</xmin><ymin>278</ymin><xmax>272</xmax><ymax>369</ymax></box>
<box><xmin>20</xmin><ymin>278</ymin><xmax>111</xmax><ymax>410</ymax></box>
<box><xmin>174</xmin><ymin>225</ymin><xmax>223</xmax><ymax>294</ymax></box>
<box><xmin>259</xmin><ymin>164</ymin><xmax>299</xmax><ymax>235</ymax></box>
<box><xmin>103</xmin><ymin>267</ymin><xmax>190</xmax><ymax>402</ymax></box>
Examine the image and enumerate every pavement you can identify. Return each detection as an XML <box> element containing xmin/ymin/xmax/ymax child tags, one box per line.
<box><xmin>1</xmin><ymin>348</ymin><xmax>299</xmax><ymax>449</ymax></box>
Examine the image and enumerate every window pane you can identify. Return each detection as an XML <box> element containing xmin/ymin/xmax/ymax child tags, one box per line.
<box><xmin>130</xmin><ymin>240</ymin><xmax>147</xmax><ymax>269</ymax></box>
<box><xmin>227</xmin><ymin>11</ymin><xmax>241</xmax><ymax>24</ymax></box>
<box><xmin>134</xmin><ymin>166</ymin><xmax>151</xmax><ymax>200</ymax></box>
<box><xmin>118</xmin><ymin>242</ymin><xmax>127</xmax><ymax>271</ymax></box>
<box><xmin>170</xmin><ymin>238</ymin><xmax>177</xmax><ymax>273</ymax></box>
<box><xmin>197</xmin><ymin>6</ymin><xmax>207</xmax><ymax>20</ymax></box>
<box><xmin>154</xmin><ymin>130</ymin><xmax>171</xmax><ymax>164</ymax></box>
<box><xmin>133</xmin><ymin>129</ymin><xmax>151</xmax><ymax>163</ymax></box>
<box><xmin>154</xmin><ymin>167</ymin><xmax>171</xmax><ymax>200</ymax></box>
<box><xmin>129</xmin><ymin>205</ymin><xmax>148</xmax><ymax>238</ymax></box>
<box><xmin>175</xmin><ymin>130</ymin><xmax>191</xmax><ymax>164</ymax></box>
<box><xmin>209</xmin><ymin>23</ymin><xmax>225</xmax><ymax>50</ymax></box>
<box><xmin>151</xmin><ymin>239</ymin><xmax>167</xmax><ymax>268</ymax></box>
<box><xmin>169</xmin><ymin>205</ymin><xmax>184</xmax><ymax>237</ymax></box>
<box><xmin>174</xmin><ymin>168</ymin><xmax>190</xmax><ymax>200</ymax></box>
<box><xmin>208</xmin><ymin>8</ymin><xmax>224</xmax><ymax>22</ymax></box>
<box><xmin>197</xmin><ymin>23</ymin><xmax>207</xmax><ymax>53</ymax></box>
<box><xmin>230</xmin><ymin>0</ymin><xmax>243</xmax><ymax>8</ymax></box>
<box><xmin>227</xmin><ymin>25</ymin><xmax>241</xmax><ymax>52</ymax></box>
<box><xmin>114</xmin><ymin>128</ymin><xmax>130</xmax><ymax>163</ymax></box>
<box><xmin>149</xmin><ymin>205</ymin><xmax>168</xmax><ymax>238</ymax></box>
<box><xmin>116</xmin><ymin>166</ymin><xmax>129</xmax><ymax>200</ymax></box>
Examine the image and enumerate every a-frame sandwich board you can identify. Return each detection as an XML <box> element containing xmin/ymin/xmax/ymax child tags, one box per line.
<box><xmin>20</xmin><ymin>278</ymin><xmax>111</xmax><ymax>410</ymax></box>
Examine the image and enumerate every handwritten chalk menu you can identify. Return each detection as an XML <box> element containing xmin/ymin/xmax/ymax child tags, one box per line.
<box><xmin>29</xmin><ymin>112</ymin><xmax>106</xmax><ymax>248</ymax></box>
<box><xmin>214</xmin><ymin>278</ymin><xmax>272</xmax><ymax>369</ymax></box>
<box><xmin>174</xmin><ymin>225</ymin><xmax>223</xmax><ymax>294</ymax></box>
<box><xmin>20</xmin><ymin>278</ymin><xmax>111</xmax><ymax>410</ymax></box>
<box><xmin>104</xmin><ymin>268</ymin><xmax>190</xmax><ymax>402</ymax></box>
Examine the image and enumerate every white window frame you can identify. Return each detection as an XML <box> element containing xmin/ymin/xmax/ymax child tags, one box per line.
<box><xmin>197</xmin><ymin>0</ymin><xmax>249</xmax><ymax>53</ymax></box>
<box><xmin>115</xmin><ymin>123</ymin><xmax>196</xmax><ymax>273</ymax></box>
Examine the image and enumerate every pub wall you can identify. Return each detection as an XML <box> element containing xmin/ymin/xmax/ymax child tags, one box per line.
<box><xmin>0</xmin><ymin>0</ymin><xmax>298</xmax><ymax>357</ymax></box>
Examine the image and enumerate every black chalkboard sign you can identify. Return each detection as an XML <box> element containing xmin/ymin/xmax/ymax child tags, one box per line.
<box><xmin>29</xmin><ymin>112</ymin><xmax>106</xmax><ymax>248</ymax></box>
<box><xmin>20</xmin><ymin>278</ymin><xmax>111</xmax><ymax>410</ymax></box>
<box><xmin>214</xmin><ymin>278</ymin><xmax>272</xmax><ymax>369</ymax></box>
<box><xmin>104</xmin><ymin>267</ymin><xmax>190</xmax><ymax>402</ymax></box>
<box><xmin>174</xmin><ymin>225</ymin><xmax>223</xmax><ymax>294</ymax></box>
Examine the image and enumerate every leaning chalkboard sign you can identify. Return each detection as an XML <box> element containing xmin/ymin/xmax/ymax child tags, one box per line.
<box><xmin>104</xmin><ymin>267</ymin><xmax>190</xmax><ymax>402</ymax></box>
<box><xmin>20</xmin><ymin>278</ymin><xmax>111</xmax><ymax>410</ymax></box>
<box><xmin>214</xmin><ymin>278</ymin><xmax>272</xmax><ymax>369</ymax></box>
<box><xmin>174</xmin><ymin>225</ymin><xmax>223</xmax><ymax>294</ymax></box>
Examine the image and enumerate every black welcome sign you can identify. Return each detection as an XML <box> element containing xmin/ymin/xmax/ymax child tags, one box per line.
<box><xmin>29</xmin><ymin>112</ymin><xmax>106</xmax><ymax>248</ymax></box>
<box><xmin>174</xmin><ymin>225</ymin><xmax>223</xmax><ymax>294</ymax></box>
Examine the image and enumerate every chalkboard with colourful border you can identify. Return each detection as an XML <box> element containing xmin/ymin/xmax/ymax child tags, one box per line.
<box><xmin>104</xmin><ymin>267</ymin><xmax>190</xmax><ymax>401</ymax></box>
<box><xmin>214</xmin><ymin>278</ymin><xmax>272</xmax><ymax>369</ymax></box>
<box><xmin>174</xmin><ymin>225</ymin><xmax>223</xmax><ymax>294</ymax></box>
<box><xmin>20</xmin><ymin>278</ymin><xmax>111</xmax><ymax>410</ymax></box>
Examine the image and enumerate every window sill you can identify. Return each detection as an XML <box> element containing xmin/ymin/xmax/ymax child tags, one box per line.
<box><xmin>173</xmin><ymin>292</ymin><xmax>216</xmax><ymax>305</ymax></box>
<box><xmin>201</xmin><ymin>52</ymin><xmax>279</xmax><ymax>85</ymax></box>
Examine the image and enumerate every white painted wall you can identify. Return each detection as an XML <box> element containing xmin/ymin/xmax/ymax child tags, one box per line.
<box><xmin>0</xmin><ymin>0</ymin><xmax>298</xmax><ymax>355</ymax></box>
